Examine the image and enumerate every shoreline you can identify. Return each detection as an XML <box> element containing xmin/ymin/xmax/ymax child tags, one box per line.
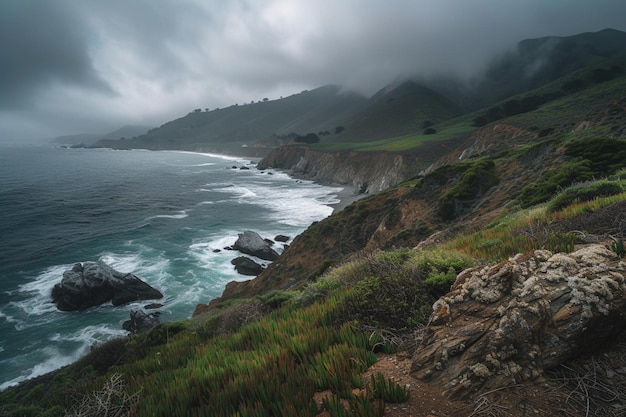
<box><xmin>328</xmin><ymin>185</ymin><xmax>368</xmax><ymax>213</ymax></box>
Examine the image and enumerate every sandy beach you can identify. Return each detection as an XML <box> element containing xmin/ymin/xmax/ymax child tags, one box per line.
<box><xmin>329</xmin><ymin>185</ymin><xmax>368</xmax><ymax>213</ymax></box>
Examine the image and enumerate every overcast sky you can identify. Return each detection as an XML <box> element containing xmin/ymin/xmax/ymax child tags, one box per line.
<box><xmin>2</xmin><ymin>0</ymin><xmax>626</xmax><ymax>142</ymax></box>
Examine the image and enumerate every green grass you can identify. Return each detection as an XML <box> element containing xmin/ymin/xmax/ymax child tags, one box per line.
<box><xmin>311</xmin><ymin>116</ymin><xmax>475</xmax><ymax>153</ymax></box>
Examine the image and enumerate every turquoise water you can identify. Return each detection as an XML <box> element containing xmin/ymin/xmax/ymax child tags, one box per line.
<box><xmin>0</xmin><ymin>144</ymin><xmax>341</xmax><ymax>389</ymax></box>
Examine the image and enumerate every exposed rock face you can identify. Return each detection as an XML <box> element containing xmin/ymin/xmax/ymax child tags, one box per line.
<box><xmin>51</xmin><ymin>261</ymin><xmax>163</xmax><ymax>311</ymax></box>
<box><xmin>257</xmin><ymin>146</ymin><xmax>408</xmax><ymax>193</ymax></box>
<box><xmin>233</xmin><ymin>231</ymin><xmax>279</xmax><ymax>261</ymax></box>
<box><xmin>231</xmin><ymin>256</ymin><xmax>264</xmax><ymax>276</ymax></box>
<box><xmin>411</xmin><ymin>244</ymin><xmax>626</xmax><ymax>399</ymax></box>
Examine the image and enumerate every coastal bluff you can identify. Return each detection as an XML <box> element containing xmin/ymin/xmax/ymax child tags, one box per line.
<box><xmin>257</xmin><ymin>145</ymin><xmax>410</xmax><ymax>194</ymax></box>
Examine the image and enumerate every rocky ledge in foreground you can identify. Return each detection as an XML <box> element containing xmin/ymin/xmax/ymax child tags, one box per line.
<box><xmin>411</xmin><ymin>244</ymin><xmax>626</xmax><ymax>400</ymax></box>
<box><xmin>51</xmin><ymin>260</ymin><xmax>163</xmax><ymax>311</ymax></box>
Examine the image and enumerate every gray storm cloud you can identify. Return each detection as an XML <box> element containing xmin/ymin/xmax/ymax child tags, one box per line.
<box><xmin>1</xmin><ymin>0</ymin><xmax>626</xmax><ymax>141</ymax></box>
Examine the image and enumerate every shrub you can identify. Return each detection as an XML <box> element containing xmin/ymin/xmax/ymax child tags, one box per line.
<box><xmin>438</xmin><ymin>160</ymin><xmax>499</xmax><ymax>220</ymax></box>
<box><xmin>65</xmin><ymin>374</ymin><xmax>140</xmax><ymax>417</ymax></box>
<box><xmin>340</xmin><ymin>249</ymin><xmax>475</xmax><ymax>330</ymax></box>
<box><xmin>547</xmin><ymin>180</ymin><xmax>624</xmax><ymax>212</ymax></box>
<box><xmin>518</xmin><ymin>138</ymin><xmax>626</xmax><ymax>208</ymax></box>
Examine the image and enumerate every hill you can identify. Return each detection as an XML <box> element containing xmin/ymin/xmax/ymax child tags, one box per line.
<box><xmin>3</xmin><ymin>28</ymin><xmax>626</xmax><ymax>417</ymax></box>
<box><xmin>51</xmin><ymin>125</ymin><xmax>151</xmax><ymax>146</ymax></box>
<box><xmin>94</xmin><ymin>85</ymin><xmax>368</xmax><ymax>156</ymax></box>
<box><xmin>92</xmin><ymin>80</ymin><xmax>465</xmax><ymax>157</ymax></box>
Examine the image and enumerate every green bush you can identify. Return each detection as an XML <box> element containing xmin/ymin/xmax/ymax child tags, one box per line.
<box><xmin>547</xmin><ymin>180</ymin><xmax>624</xmax><ymax>212</ymax></box>
<box><xmin>340</xmin><ymin>249</ymin><xmax>475</xmax><ymax>330</ymax></box>
<box><xmin>438</xmin><ymin>160</ymin><xmax>499</xmax><ymax>220</ymax></box>
<box><xmin>517</xmin><ymin>159</ymin><xmax>595</xmax><ymax>208</ymax></box>
<box><xmin>518</xmin><ymin>138</ymin><xmax>626</xmax><ymax>209</ymax></box>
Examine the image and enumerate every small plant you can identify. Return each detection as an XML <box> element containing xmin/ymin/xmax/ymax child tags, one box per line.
<box><xmin>611</xmin><ymin>239</ymin><xmax>625</xmax><ymax>258</ymax></box>
<box><xmin>321</xmin><ymin>392</ymin><xmax>384</xmax><ymax>417</ymax></box>
<box><xmin>369</xmin><ymin>372</ymin><xmax>410</xmax><ymax>403</ymax></box>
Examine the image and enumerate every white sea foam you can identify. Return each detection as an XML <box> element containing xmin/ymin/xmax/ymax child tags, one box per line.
<box><xmin>145</xmin><ymin>210</ymin><xmax>189</xmax><ymax>221</ymax></box>
<box><xmin>10</xmin><ymin>265</ymin><xmax>70</xmax><ymax>326</ymax></box>
<box><xmin>99</xmin><ymin>251</ymin><xmax>171</xmax><ymax>291</ymax></box>
<box><xmin>0</xmin><ymin>324</ymin><xmax>126</xmax><ymax>390</ymax></box>
<box><xmin>215</xmin><ymin>184</ymin><xmax>257</xmax><ymax>199</ymax></box>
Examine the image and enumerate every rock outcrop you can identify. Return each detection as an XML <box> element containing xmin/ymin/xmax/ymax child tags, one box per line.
<box><xmin>257</xmin><ymin>145</ymin><xmax>409</xmax><ymax>193</ymax></box>
<box><xmin>411</xmin><ymin>244</ymin><xmax>626</xmax><ymax>399</ymax></box>
<box><xmin>231</xmin><ymin>256</ymin><xmax>265</xmax><ymax>276</ymax></box>
<box><xmin>233</xmin><ymin>231</ymin><xmax>279</xmax><ymax>261</ymax></box>
<box><xmin>123</xmin><ymin>309</ymin><xmax>161</xmax><ymax>334</ymax></box>
<box><xmin>51</xmin><ymin>260</ymin><xmax>163</xmax><ymax>311</ymax></box>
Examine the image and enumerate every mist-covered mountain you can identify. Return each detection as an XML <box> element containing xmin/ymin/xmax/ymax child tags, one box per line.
<box><xmin>51</xmin><ymin>125</ymin><xmax>151</xmax><ymax>146</ymax></box>
<box><xmin>92</xmin><ymin>28</ymin><xmax>626</xmax><ymax>157</ymax></box>
<box><xmin>432</xmin><ymin>28</ymin><xmax>626</xmax><ymax>109</ymax></box>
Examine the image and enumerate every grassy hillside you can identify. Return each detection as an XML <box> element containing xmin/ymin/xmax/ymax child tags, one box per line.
<box><xmin>94</xmin><ymin>85</ymin><xmax>367</xmax><ymax>154</ymax></box>
<box><xmin>94</xmin><ymin>80</ymin><xmax>465</xmax><ymax>157</ymax></box>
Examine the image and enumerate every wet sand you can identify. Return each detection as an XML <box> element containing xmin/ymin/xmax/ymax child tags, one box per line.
<box><xmin>329</xmin><ymin>185</ymin><xmax>368</xmax><ymax>214</ymax></box>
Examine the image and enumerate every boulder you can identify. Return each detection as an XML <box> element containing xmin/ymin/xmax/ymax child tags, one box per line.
<box><xmin>274</xmin><ymin>234</ymin><xmax>290</xmax><ymax>242</ymax></box>
<box><xmin>233</xmin><ymin>231</ymin><xmax>279</xmax><ymax>261</ymax></box>
<box><xmin>51</xmin><ymin>260</ymin><xmax>163</xmax><ymax>311</ymax></box>
<box><xmin>122</xmin><ymin>309</ymin><xmax>161</xmax><ymax>334</ymax></box>
<box><xmin>411</xmin><ymin>244</ymin><xmax>626</xmax><ymax>399</ymax></box>
<box><xmin>231</xmin><ymin>256</ymin><xmax>265</xmax><ymax>276</ymax></box>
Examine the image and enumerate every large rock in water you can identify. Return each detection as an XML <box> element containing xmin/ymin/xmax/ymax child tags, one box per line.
<box><xmin>51</xmin><ymin>260</ymin><xmax>163</xmax><ymax>311</ymax></box>
<box><xmin>233</xmin><ymin>231</ymin><xmax>279</xmax><ymax>261</ymax></box>
<box><xmin>411</xmin><ymin>244</ymin><xmax>626</xmax><ymax>399</ymax></box>
<box><xmin>231</xmin><ymin>256</ymin><xmax>265</xmax><ymax>276</ymax></box>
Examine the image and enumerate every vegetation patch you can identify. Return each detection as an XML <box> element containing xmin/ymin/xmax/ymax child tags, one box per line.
<box><xmin>437</xmin><ymin>160</ymin><xmax>499</xmax><ymax>220</ymax></box>
<box><xmin>337</xmin><ymin>249</ymin><xmax>476</xmax><ymax>330</ymax></box>
<box><xmin>517</xmin><ymin>138</ymin><xmax>626</xmax><ymax>208</ymax></box>
<box><xmin>547</xmin><ymin>180</ymin><xmax>624</xmax><ymax>212</ymax></box>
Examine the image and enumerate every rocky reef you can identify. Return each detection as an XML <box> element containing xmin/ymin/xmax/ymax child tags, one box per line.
<box><xmin>411</xmin><ymin>244</ymin><xmax>626</xmax><ymax>399</ymax></box>
<box><xmin>51</xmin><ymin>260</ymin><xmax>163</xmax><ymax>311</ymax></box>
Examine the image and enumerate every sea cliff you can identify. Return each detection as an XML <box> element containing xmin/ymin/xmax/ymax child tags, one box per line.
<box><xmin>257</xmin><ymin>145</ymin><xmax>411</xmax><ymax>194</ymax></box>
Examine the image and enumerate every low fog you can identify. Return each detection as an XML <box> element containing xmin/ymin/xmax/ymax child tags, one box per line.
<box><xmin>2</xmin><ymin>0</ymin><xmax>626</xmax><ymax>142</ymax></box>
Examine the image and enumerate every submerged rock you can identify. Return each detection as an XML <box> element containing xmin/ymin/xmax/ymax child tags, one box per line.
<box><xmin>411</xmin><ymin>244</ymin><xmax>626</xmax><ymax>399</ymax></box>
<box><xmin>233</xmin><ymin>231</ymin><xmax>279</xmax><ymax>261</ymax></box>
<box><xmin>123</xmin><ymin>309</ymin><xmax>161</xmax><ymax>334</ymax></box>
<box><xmin>51</xmin><ymin>260</ymin><xmax>163</xmax><ymax>311</ymax></box>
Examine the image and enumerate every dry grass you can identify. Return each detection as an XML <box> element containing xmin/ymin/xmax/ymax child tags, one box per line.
<box><xmin>65</xmin><ymin>374</ymin><xmax>140</xmax><ymax>417</ymax></box>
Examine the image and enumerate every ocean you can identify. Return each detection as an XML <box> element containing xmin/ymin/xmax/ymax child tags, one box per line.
<box><xmin>0</xmin><ymin>144</ymin><xmax>341</xmax><ymax>390</ymax></box>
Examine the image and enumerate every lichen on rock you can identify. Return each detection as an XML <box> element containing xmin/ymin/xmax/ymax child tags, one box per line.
<box><xmin>411</xmin><ymin>244</ymin><xmax>626</xmax><ymax>399</ymax></box>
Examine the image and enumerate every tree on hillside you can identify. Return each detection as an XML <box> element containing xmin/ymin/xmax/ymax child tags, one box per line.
<box><xmin>294</xmin><ymin>133</ymin><xmax>320</xmax><ymax>144</ymax></box>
